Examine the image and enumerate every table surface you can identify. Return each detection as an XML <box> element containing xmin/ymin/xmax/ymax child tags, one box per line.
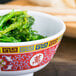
<box><xmin>0</xmin><ymin>0</ymin><xmax>76</xmax><ymax>76</ymax></box>
<box><xmin>3</xmin><ymin>0</ymin><xmax>38</xmax><ymax>6</ymax></box>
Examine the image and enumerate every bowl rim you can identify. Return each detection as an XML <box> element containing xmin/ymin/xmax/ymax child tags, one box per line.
<box><xmin>0</xmin><ymin>10</ymin><xmax>66</xmax><ymax>46</ymax></box>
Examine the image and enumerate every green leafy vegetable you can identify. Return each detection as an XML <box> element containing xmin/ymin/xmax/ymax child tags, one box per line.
<box><xmin>0</xmin><ymin>10</ymin><xmax>45</xmax><ymax>43</ymax></box>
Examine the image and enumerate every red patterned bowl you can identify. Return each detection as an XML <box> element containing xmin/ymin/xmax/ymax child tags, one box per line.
<box><xmin>0</xmin><ymin>10</ymin><xmax>66</xmax><ymax>76</ymax></box>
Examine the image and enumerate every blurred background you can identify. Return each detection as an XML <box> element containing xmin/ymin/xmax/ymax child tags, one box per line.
<box><xmin>0</xmin><ymin>0</ymin><xmax>76</xmax><ymax>76</ymax></box>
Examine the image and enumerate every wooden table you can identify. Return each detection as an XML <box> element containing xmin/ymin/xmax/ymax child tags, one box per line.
<box><xmin>0</xmin><ymin>0</ymin><xmax>76</xmax><ymax>76</ymax></box>
<box><xmin>3</xmin><ymin>0</ymin><xmax>38</xmax><ymax>6</ymax></box>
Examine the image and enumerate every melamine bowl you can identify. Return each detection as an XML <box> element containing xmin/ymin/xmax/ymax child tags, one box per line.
<box><xmin>0</xmin><ymin>10</ymin><xmax>66</xmax><ymax>76</ymax></box>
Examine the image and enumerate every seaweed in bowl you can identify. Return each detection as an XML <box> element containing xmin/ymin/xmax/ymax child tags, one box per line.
<box><xmin>0</xmin><ymin>10</ymin><xmax>46</xmax><ymax>42</ymax></box>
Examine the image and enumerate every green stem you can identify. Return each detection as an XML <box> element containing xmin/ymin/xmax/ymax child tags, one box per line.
<box><xmin>0</xmin><ymin>22</ymin><xmax>22</xmax><ymax>37</ymax></box>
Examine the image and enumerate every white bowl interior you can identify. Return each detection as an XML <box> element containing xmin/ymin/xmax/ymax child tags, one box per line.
<box><xmin>28</xmin><ymin>11</ymin><xmax>64</xmax><ymax>37</ymax></box>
